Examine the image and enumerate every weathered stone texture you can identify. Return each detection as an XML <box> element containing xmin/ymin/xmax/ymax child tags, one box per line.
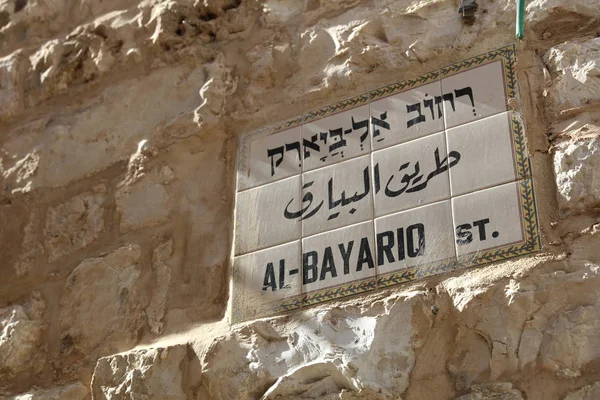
<box><xmin>44</xmin><ymin>185</ymin><xmax>106</xmax><ymax>261</ymax></box>
<box><xmin>456</xmin><ymin>383</ymin><xmax>524</xmax><ymax>400</ymax></box>
<box><xmin>59</xmin><ymin>245</ymin><xmax>144</xmax><ymax>354</ymax></box>
<box><xmin>553</xmin><ymin>136</ymin><xmax>600</xmax><ymax>211</ymax></box>
<box><xmin>1</xmin><ymin>382</ymin><xmax>88</xmax><ymax>400</ymax></box>
<box><xmin>544</xmin><ymin>38</ymin><xmax>600</xmax><ymax>113</ymax></box>
<box><xmin>116</xmin><ymin>180</ymin><xmax>172</xmax><ymax>234</ymax></box>
<box><xmin>13</xmin><ymin>211</ymin><xmax>44</xmax><ymax>277</ymax></box>
<box><xmin>145</xmin><ymin>239</ymin><xmax>173</xmax><ymax>335</ymax></box>
<box><xmin>2</xmin><ymin>0</ymin><xmax>600</xmax><ymax>398</ymax></box>
<box><xmin>90</xmin><ymin>345</ymin><xmax>190</xmax><ymax>400</ymax></box>
<box><xmin>565</xmin><ymin>382</ymin><xmax>600</xmax><ymax>400</ymax></box>
<box><xmin>0</xmin><ymin>293</ymin><xmax>46</xmax><ymax>391</ymax></box>
<box><xmin>0</xmin><ymin>51</ymin><xmax>27</xmax><ymax>120</ymax></box>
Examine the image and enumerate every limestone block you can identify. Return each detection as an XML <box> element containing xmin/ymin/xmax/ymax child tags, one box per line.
<box><xmin>456</xmin><ymin>383</ymin><xmax>523</xmax><ymax>400</ymax></box>
<box><xmin>527</xmin><ymin>0</ymin><xmax>600</xmax><ymax>27</ymax></box>
<box><xmin>443</xmin><ymin>258</ymin><xmax>600</xmax><ymax>386</ymax></box>
<box><xmin>443</xmin><ymin>273</ymin><xmax>535</xmax><ymax>382</ymax></box>
<box><xmin>116</xmin><ymin>177</ymin><xmax>173</xmax><ymax>234</ymax></box>
<box><xmin>0</xmin><ymin>0</ymin><xmax>67</xmax><ymax>43</ymax></box>
<box><xmin>261</xmin><ymin>362</ymin><xmax>356</xmax><ymax>400</ymax></box>
<box><xmin>203</xmin><ymin>299</ymin><xmax>422</xmax><ymax>400</ymax></box>
<box><xmin>145</xmin><ymin>239</ymin><xmax>173</xmax><ymax>335</ymax></box>
<box><xmin>0</xmin><ymin>293</ymin><xmax>46</xmax><ymax>388</ymax></box>
<box><xmin>2</xmin><ymin>382</ymin><xmax>88</xmax><ymax>400</ymax></box>
<box><xmin>90</xmin><ymin>345</ymin><xmax>188</xmax><ymax>400</ymax></box>
<box><xmin>0</xmin><ymin>66</ymin><xmax>205</xmax><ymax>189</ymax></box>
<box><xmin>565</xmin><ymin>382</ymin><xmax>600</xmax><ymax>400</ymax></box>
<box><xmin>59</xmin><ymin>245</ymin><xmax>143</xmax><ymax>353</ymax></box>
<box><xmin>44</xmin><ymin>185</ymin><xmax>106</xmax><ymax>261</ymax></box>
<box><xmin>0</xmin><ymin>51</ymin><xmax>28</xmax><ymax>121</ymax></box>
<box><xmin>447</xmin><ymin>329</ymin><xmax>492</xmax><ymax>390</ymax></box>
<box><xmin>0</xmin><ymin>119</ymin><xmax>46</xmax><ymax>196</ymax></box>
<box><xmin>194</xmin><ymin>54</ymin><xmax>237</xmax><ymax>127</ymax></box>
<box><xmin>553</xmin><ymin>136</ymin><xmax>600</xmax><ymax>211</ymax></box>
<box><xmin>14</xmin><ymin>211</ymin><xmax>44</xmax><ymax>277</ymax></box>
<box><xmin>544</xmin><ymin>38</ymin><xmax>600</xmax><ymax>112</ymax></box>
<box><xmin>539</xmin><ymin>304</ymin><xmax>600</xmax><ymax>378</ymax></box>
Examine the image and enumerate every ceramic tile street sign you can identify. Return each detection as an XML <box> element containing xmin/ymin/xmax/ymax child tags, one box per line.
<box><xmin>233</xmin><ymin>44</ymin><xmax>541</xmax><ymax>323</ymax></box>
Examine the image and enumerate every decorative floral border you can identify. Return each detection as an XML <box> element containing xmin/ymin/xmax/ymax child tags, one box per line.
<box><xmin>232</xmin><ymin>44</ymin><xmax>541</xmax><ymax>323</ymax></box>
<box><xmin>368</xmin><ymin>71</ymin><xmax>440</xmax><ymax>103</ymax></box>
<box><xmin>301</xmin><ymin>277</ymin><xmax>377</xmax><ymax>308</ymax></box>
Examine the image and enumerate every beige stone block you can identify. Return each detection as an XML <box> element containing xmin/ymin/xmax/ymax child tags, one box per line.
<box><xmin>116</xmin><ymin>180</ymin><xmax>172</xmax><ymax>234</ymax></box>
<box><xmin>59</xmin><ymin>245</ymin><xmax>143</xmax><ymax>353</ymax></box>
<box><xmin>44</xmin><ymin>185</ymin><xmax>106</xmax><ymax>261</ymax></box>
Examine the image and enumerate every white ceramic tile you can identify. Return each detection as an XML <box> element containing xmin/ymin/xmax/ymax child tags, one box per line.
<box><xmin>238</xmin><ymin>126</ymin><xmax>302</xmax><ymax>191</ymax></box>
<box><xmin>451</xmin><ymin>181</ymin><xmax>524</xmax><ymax>259</ymax></box>
<box><xmin>446</xmin><ymin>111</ymin><xmax>517</xmax><ymax>196</ymax></box>
<box><xmin>233</xmin><ymin>240</ymin><xmax>301</xmax><ymax>320</ymax></box>
<box><xmin>370</xmin><ymin>81</ymin><xmax>444</xmax><ymax>150</ymax></box>
<box><xmin>441</xmin><ymin>60</ymin><xmax>508</xmax><ymax>129</ymax></box>
<box><xmin>302</xmin><ymin>105</ymin><xmax>371</xmax><ymax>171</ymax></box>
<box><xmin>372</xmin><ymin>132</ymin><xmax>452</xmax><ymax>217</ymax></box>
<box><xmin>235</xmin><ymin>175</ymin><xmax>301</xmax><ymax>255</ymax></box>
<box><xmin>302</xmin><ymin>221</ymin><xmax>375</xmax><ymax>294</ymax></box>
<box><xmin>301</xmin><ymin>155</ymin><xmax>373</xmax><ymax>237</ymax></box>
<box><xmin>374</xmin><ymin>200</ymin><xmax>455</xmax><ymax>276</ymax></box>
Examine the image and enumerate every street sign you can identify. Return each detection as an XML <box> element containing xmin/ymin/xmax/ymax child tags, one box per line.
<box><xmin>232</xmin><ymin>44</ymin><xmax>540</xmax><ymax>323</ymax></box>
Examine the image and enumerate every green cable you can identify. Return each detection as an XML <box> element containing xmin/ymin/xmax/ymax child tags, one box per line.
<box><xmin>516</xmin><ymin>0</ymin><xmax>525</xmax><ymax>40</ymax></box>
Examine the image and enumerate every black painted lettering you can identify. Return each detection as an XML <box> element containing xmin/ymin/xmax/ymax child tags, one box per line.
<box><xmin>397</xmin><ymin>228</ymin><xmax>405</xmax><ymax>261</ymax></box>
<box><xmin>473</xmin><ymin>218</ymin><xmax>490</xmax><ymax>241</ymax></box>
<box><xmin>320</xmin><ymin>247</ymin><xmax>338</xmax><ymax>281</ymax></box>
<box><xmin>278</xmin><ymin>259</ymin><xmax>285</xmax><ymax>289</ymax></box>
<box><xmin>357</xmin><ymin>237</ymin><xmax>375</xmax><ymax>271</ymax></box>
<box><xmin>303</xmin><ymin>251</ymin><xmax>318</xmax><ymax>284</ymax></box>
<box><xmin>263</xmin><ymin>262</ymin><xmax>276</xmax><ymax>291</ymax></box>
<box><xmin>407</xmin><ymin>223</ymin><xmax>425</xmax><ymax>258</ymax></box>
<box><xmin>338</xmin><ymin>241</ymin><xmax>354</xmax><ymax>275</ymax></box>
<box><xmin>455</xmin><ymin>223</ymin><xmax>473</xmax><ymax>245</ymax></box>
<box><xmin>377</xmin><ymin>231</ymin><xmax>395</xmax><ymax>266</ymax></box>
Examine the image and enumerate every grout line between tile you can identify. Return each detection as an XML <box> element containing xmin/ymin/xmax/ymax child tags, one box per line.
<box><xmin>299</xmin><ymin>98</ymin><xmax>308</xmax><ymax>310</ymax></box>
<box><xmin>367</xmin><ymin>98</ymin><xmax>380</xmax><ymax>287</ymax></box>
<box><xmin>439</xmin><ymin>72</ymin><xmax>459</xmax><ymax>266</ymax></box>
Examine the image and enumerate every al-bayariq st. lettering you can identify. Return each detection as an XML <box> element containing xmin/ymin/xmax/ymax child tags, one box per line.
<box><xmin>262</xmin><ymin>223</ymin><xmax>426</xmax><ymax>292</ymax></box>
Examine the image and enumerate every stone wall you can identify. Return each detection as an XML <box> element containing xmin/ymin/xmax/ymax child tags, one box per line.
<box><xmin>0</xmin><ymin>0</ymin><xmax>599</xmax><ymax>399</ymax></box>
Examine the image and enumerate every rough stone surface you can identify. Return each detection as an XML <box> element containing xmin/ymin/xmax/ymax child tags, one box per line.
<box><xmin>145</xmin><ymin>238</ymin><xmax>173</xmax><ymax>335</ymax></box>
<box><xmin>199</xmin><ymin>297</ymin><xmax>421</xmax><ymax>400</ymax></box>
<box><xmin>44</xmin><ymin>185</ymin><xmax>106</xmax><ymax>261</ymax></box>
<box><xmin>544</xmin><ymin>38</ymin><xmax>600</xmax><ymax>114</ymax></box>
<box><xmin>116</xmin><ymin>161</ymin><xmax>174</xmax><ymax>234</ymax></box>
<box><xmin>554</xmin><ymin>136</ymin><xmax>600</xmax><ymax>211</ymax></box>
<box><xmin>456</xmin><ymin>383</ymin><xmax>524</xmax><ymax>400</ymax></box>
<box><xmin>0</xmin><ymin>294</ymin><xmax>46</xmax><ymax>392</ymax></box>
<box><xmin>59</xmin><ymin>245</ymin><xmax>144</xmax><ymax>354</ymax></box>
<box><xmin>565</xmin><ymin>382</ymin><xmax>600</xmax><ymax>400</ymax></box>
<box><xmin>90</xmin><ymin>345</ymin><xmax>191</xmax><ymax>400</ymax></box>
<box><xmin>1</xmin><ymin>383</ymin><xmax>88</xmax><ymax>400</ymax></box>
<box><xmin>0</xmin><ymin>51</ymin><xmax>27</xmax><ymax>121</ymax></box>
<box><xmin>13</xmin><ymin>211</ymin><xmax>44</xmax><ymax>277</ymax></box>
